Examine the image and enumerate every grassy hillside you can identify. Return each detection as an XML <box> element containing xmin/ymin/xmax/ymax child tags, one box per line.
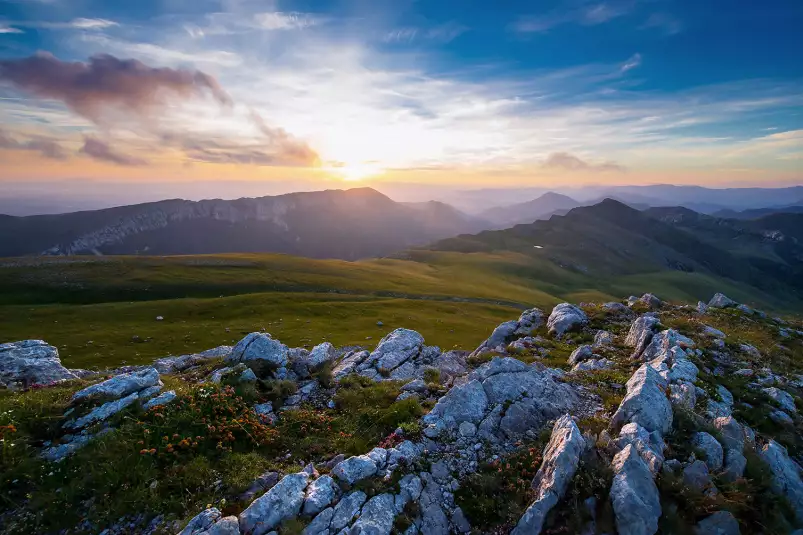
<box><xmin>1</xmin><ymin>245</ymin><xmax>799</xmax><ymax>369</ymax></box>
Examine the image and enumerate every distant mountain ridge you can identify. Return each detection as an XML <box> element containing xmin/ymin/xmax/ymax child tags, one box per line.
<box><xmin>0</xmin><ymin>188</ymin><xmax>489</xmax><ymax>260</ymax></box>
<box><xmin>479</xmin><ymin>192</ymin><xmax>581</xmax><ymax>228</ymax></box>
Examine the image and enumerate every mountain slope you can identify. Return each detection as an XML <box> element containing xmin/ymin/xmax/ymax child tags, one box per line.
<box><xmin>420</xmin><ymin>199</ymin><xmax>803</xmax><ymax>304</ymax></box>
<box><xmin>712</xmin><ymin>202</ymin><xmax>803</xmax><ymax>220</ymax></box>
<box><xmin>479</xmin><ymin>192</ymin><xmax>581</xmax><ymax>228</ymax></box>
<box><xmin>0</xmin><ymin>188</ymin><xmax>487</xmax><ymax>260</ymax></box>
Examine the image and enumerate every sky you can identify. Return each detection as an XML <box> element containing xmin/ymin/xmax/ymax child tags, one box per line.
<box><xmin>0</xmin><ymin>0</ymin><xmax>802</xmax><ymax>197</ymax></box>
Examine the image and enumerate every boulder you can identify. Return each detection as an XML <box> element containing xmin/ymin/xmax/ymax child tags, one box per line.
<box><xmin>0</xmin><ymin>340</ymin><xmax>78</xmax><ymax>387</ymax></box>
<box><xmin>423</xmin><ymin>379</ymin><xmax>489</xmax><ymax>432</ymax></box>
<box><xmin>611</xmin><ymin>364</ymin><xmax>673</xmax><ymax>436</ymax></box>
<box><xmin>511</xmin><ymin>415</ymin><xmax>586</xmax><ymax>535</ymax></box>
<box><xmin>708</xmin><ymin>293</ymin><xmax>737</xmax><ymax>309</ymax></box>
<box><xmin>204</xmin><ymin>517</ymin><xmax>240</xmax><ymax>535</ymax></box>
<box><xmin>614</xmin><ymin>423</ymin><xmax>665</xmax><ymax>475</ymax></box>
<box><xmin>180</xmin><ymin>508</ymin><xmax>222</xmax><ymax>535</ymax></box>
<box><xmin>72</xmin><ymin>367</ymin><xmax>161</xmax><ymax>403</ymax></box>
<box><xmin>568</xmin><ymin>345</ymin><xmax>593</xmax><ymax>365</ymax></box>
<box><xmin>770</xmin><ymin>409</ymin><xmax>794</xmax><ymax>426</ymax></box>
<box><xmin>303</xmin><ymin>508</ymin><xmax>334</xmax><ymax>535</ymax></box>
<box><xmin>370</xmin><ymin>329</ymin><xmax>424</xmax><ymax>372</ymax></box>
<box><xmin>515</xmin><ymin>308</ymin><xmax>545</xmax><ymax>336</ymax></box>
<box><xmin>330</xmin><ymin>491</ymin><xmax>367</xmax><ymax>531</ymax></box>
<box><xmin>764</xmin><ymin>387</ymin><xmax>797</xmax><ymax>413</ymax></box>
<box><xmin>572</xmin><ymin>358</ymin><xmax>615</xmax><ymax>372</ymax></box>
<box><xmin>65</xmin><ymin>391</ymin><xmax>142</xmax><ymax>430</ymax></box>
<box><xmin>759</xmin><ymin>440</ymin><xmax>803</xmax><ymax>522</ymax></box>
<box><xmin>639</xmin><ymin>293</ymin><xmax>663</xmax><ymax>309</ymax></box>
<box><xmin>331</xmin><ymin>455</ymin><xmax>378</xmax><ymax>484</ymax></box>
<box><xmin>419</xmin><ymin>473</ymin><xmax>450</xmax><ymax>535</ymax></box>
<box><xmin>625</xmin><ymin>315</ymin><xmax>660</xmax><ymax>359</ymax></box>
<box><xmin>302</xmin><ymin>475</ymin><xmax>339</xmax><ymax>516</ymax></box>
<box><xmin>669</xmin><ymin>381</ymin><xmax>697</xmax><ymax>410</ymax></box>
<box><xmin>143</xmin><ymin>390</ymin><xmax>177</xmax><ymax>410</ymax></box>
<box><xmin>547</xmin><ymin>303</ymin><xmax>588</xmax><ymax>337</ymax></box>
<box><xmin>153</xmin><ymin>345</ymin><xmax>232</xmax><ymax>374</ymax></box>
<box><xmin>307</xmin><ymin>343</ymin><xmax>336</xmax><ymax>369</ymax></box>
<box><xmin>683</xmin><ymin>460</ymin><xmax>711</xmax><ymax>491</ymax></box>
<box><xmin>333</xmin><ymin>350</ymin><xmax>369</xmax><ymax>379</ymax></box>
<box><xmin>692</xmin><ymin>432</ymin><xmax>724</xmax><ymax>471</ymax></box>
<box><xmin>695</xmin><ymin>511</ymin><xmax>740</xmax><ymax>535</ymax></box>
<box><xmin>431</xmin><ymin>351</ymin><xmax>468</xmax><ymax>381</ymax></box>
<box><xmin>350</xmin><ymin>493</ymin><xmax>396</xmax><ymax>535</ymax></box>
<box><xmin>238</xmin><ymin>472</ymin><xmax>310</xmax><ymax>535</ymax></box>
<box><xmin>227</xmin><ymin>333</ymin><xmax>289</xmax><ymax>371</ymax></box>
<box><xmin>610</xmin><ymin>444</ymin><xmax>661</xmax><ymax>535</ymax></box>
<box><xmin>593</xmin><ymin>330</ymin><xmax>615</xmax><ymax>348</ymax></box>
<box><xmin>714</xmin><ymin>417</ymin><xmax>746</xmax><ymax>451</ymax></box>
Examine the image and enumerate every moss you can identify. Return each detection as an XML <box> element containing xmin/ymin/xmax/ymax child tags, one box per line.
<box><xmin>423</xmin><ymin>368</ymin><xmax>442</xmax><ymax>386</ymax></box>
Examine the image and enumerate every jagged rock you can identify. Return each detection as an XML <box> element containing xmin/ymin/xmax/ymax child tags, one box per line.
<box><xmin>547</xmin><ymin>303</ymin><xmax>588</xmax><ymax>337</ymax></box>
<box><xmin>387</xmin><ymin>440</ymin><xmax>421</xmax><ymax>467</ymax></box>
<box><xmin>642</xmin><ymin>329</ymin><xmax>694</xmax><ymax>362</ymax></box>
<box><xmin>240</xmin><ymin>472</ymin><xmax>280</xmax><ymax>503</ymax></box>
<box><xmin>604</xmin><ymin>302</ymin><xmax>630</xmax><ymax>313</ymax></box>
<box><xmin>593</xmin><ymin>330</ymin><xmax>615</xmax><ymax>347</ymax></box>
<box><xmin>568</xmin><ymin>345</ymin><xmax>593</xmax><ymax>365</ymax></box>
<box><xmin>669</xmin><ymin>381</ymin><xmax>697</xmax><ymax>409</ymax></box>
<box><xmin>722</xmin><ymin>449</ymin><xmax>747</xmax><ymax>482</ymax></box>
<box><xmin>303</xmin><ymin>475</ymin><xmax>339</xmax><ymax>516</ymax></box>
<box><xmin>511</xmin><ymin>415</ymin><xmax>586</xmax><ymax>535</ymax></box>
<box><xmin>706</xmin><ymin>386</ymin><xmax>734</xmax><ymax>419</ymax></box>
<box><xmin>423</xmin><ymin>379</ymin><xmax>488</xmax><ymax>434</ymax></box>
<box><xmin>0</xmin><ymin>340</ymin><xmax>78</xmax><ymax>388</ymax></box>
<box><xmin>695</xmin><ymin>511</ymin><xmax>740</xmax><ymax>535</ymax></box>
<box><xmin>639</xmin><ymin>293</ymin><xmax>663</xmax><ymax>308</ymax></box>
<box><xmin>610</xmin><ymin>444</ymin><xmax>661</xmax><ymax>535</ymax></box>
<box><xmin>764</xmin><ymin>387</ymin><xmax>797</xmax><ymax>413</ymax></box>
<box><xmin>330</xmin><ymin>491</ymin><xmax>367</xmax><ymax>531</ymax></box>
<box><xmin>303</xmin><ymin>507</ymin><xmax>334</xmax><ymax>535</ymax></box>
<box><xmin>770</xmin><ymin>409</ymin><xmax>794</xmax><ymax>426</ymax></box>
<box><xmin>431</xmin><ymin>351</ymin><xmax>468</xmax><ymax>382</ymax></box>
<box><xmin>759</xmin><ymin>440</ymin><xmax>803</xmax><ymax>522</ymax></box>
<box><xmin>180</xmin><ymin>508</ymin><xmax>222</xmax><ymax>535</ymax></box>
<box><xmin>395</xmin><ymin>474</ymin><xmax>423</xmax><ymax>512</ymax></box>
<box><xmin>692</xmin><ymin>432</ymin><xmax>724</xmax><ymax>471</ymax></box>
<box><xmin>41</xmin><ymin>431</ymin><xmax>99</xmax><ymax>462</ymax></box>
<box><xmin>72</xmin><ymin>367</ymin><xmax>160</xmax><ymax>402</ymax></box>
<box><xmin>227</xmin><ymin>333</ymin><xmax>289</xmax><ymax>371</ymax></box>
<box><xmin>451</xmin><ymin>507</ymin><xmax>471</xmax><ymax>533</ymax></box>
<box><xmin>350</xmin><ymin>493</ymin><xmax>396</xmax><ymax>535</ymax></box>
<box><xmin>669</xmin><ymin>356</ymin><xmax>699</xmax><ymax>384</ymax></box>
<box><xmin>308</xmin><ymin>343</ymin><xmax>336</xmax><ymax>369</ymax></box>
<box><xmin>402</xmin><ymin>379</ymin><xmax>427</xmax><ymax>392</ymax></box>
<box><xmin>238</xmin><ymin>472</ymin><xmax>310</xmax><ymax>535</ymax></box>
<box><xmin>702</xmin><ymin>326</ymin><xmax>726</xmax><ymax>339</ymax></box>
<box><xmin>614</xmin><ymin>423</ymin><xmax>665</xmax><ymax>475</ymax></box>
<box><xmin>370</xmin><ymin>329</ymin><xmax>425</xmax><ymax>372</ymax></box>
<box><xmin>697</xmin><ymin>301</ymin><xmax>709</xmax><ymax>315</ymax></box>
<box><xmin>143</xmin><ymin>390</ymin><xmax>176</xmax><ymax>410</ymax></box>
<box><xmin>625</xmin><ymin>315</ymin><xmax>660</xmax><ymax>359</ymax></box>
<box><xmin>367</xmin><ymin>447</ymin><xmax>388</xmax><ymax>468</ymax></box>
<box><xmin>683</xmin><ymin>461</ymin><xmax>711</xmax><ymax>491</ymax></box>
<box><xmin>65</xmin><ymin>390</ymin><xmax>142</xmax><ymax>430</ymax></box>
<box><xmin>333</xmin><ymin>350</ymin><xmax>369</xmax><ymax>379</ymax></box>
<box><xmin>153</xmin><ymin>345</ymin><xmax>232</xmax><ymax>374</ymax></box>
<box><xmin>470</xmin><ymin>357</ymin><xmax>528</xmax><ymax>381</ymax></box>
<box><xmin>611</xmin><ymin>364</ymin><xmax>673</xmax><ymax>435</ymax></box>
<box><xmin>711</xmin><ymin>416</ymin><xmax>747</xmax><ymax>481</ymax></box>
<box><xmin>572</xmin><ymin>358</ymin><xmax>615</xmax><ymax>372</ymax></box>
<box><xmin>514</xmin><ymin>308</ymin><xmax>545</xmax><ymax>336</ymax></box>
<box><xmin>740</xmin><ymin>344</ymin><xmax>761</xmax><ymax>359</ymax></box>
<box><xmin>331</xmin><ymin>455</ymin><xmax>378</xmax><ymax>484</ymax></box>
<box><xmin>240</xmin><ymin>367</ymin><xmax>258</xmax><ymax>382</ymax></box>
<box><xmin>204</xmin><ymin>517</ymin><xmax>240</xmax><ymax>535</ymax></box>
<box><xmin>419</xmin><ymin>473</ymin><xmax>450</xmax><ymax>535</ymax></box>
<box><xmin>709</xmin><ymin>293</ymin><xmax>737</xmax><ymax>308</ymax></box>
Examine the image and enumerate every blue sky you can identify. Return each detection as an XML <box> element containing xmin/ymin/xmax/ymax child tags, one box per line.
<box><xmin>0</xmin><ymin>0</ymin><xmax>801</xmax><ymax>189</ymax></box>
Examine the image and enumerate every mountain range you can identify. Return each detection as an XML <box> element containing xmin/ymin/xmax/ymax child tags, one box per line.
<box><xmin>0</xmin><ymin>188</ymin><xmax>489</xmax><ymax>260</ymax></box>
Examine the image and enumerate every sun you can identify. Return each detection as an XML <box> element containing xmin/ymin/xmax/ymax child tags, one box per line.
<box><xmin>331</xmin><ymin>162</ymin><xmax>385</xmax><ymax>182</ymax></box>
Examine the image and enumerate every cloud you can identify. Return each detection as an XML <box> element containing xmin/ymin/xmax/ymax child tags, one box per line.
<box><xmin>542</xmin><ymin>152</ymin><xmax>626</xmax><ymax>172</ymax></box>
<box><xmin>80</xmin><ymin>136</ymin><xmax>147</xmax><ymax>166</ymax></box>
<box><xmin>254</xmin><ymin>12</ymin><xmax>318</xmax><ymax>30</ymax></box>
<box><xmin>0</xmin><ymin>25</ymin><xmax>23</xmax><ymax>34</ymax></box>
<box><xmin>248</xmin><ymin>110</ymin><xmax>321</xmax><ymax>166</ymax></box>
<box><xmin>640</xmin><ymin>13</ymin><xmax>683</xmax><ymax>35</ymax></box>
<box><xmin>620</xmin><ymin>53</ymin><xmax>642</xmax><ymax>73</ymax></box>
<box><xmin>0</xmin><ymin>52</ymin><xmax>232</xmax><ymax>124</ymax></box>
<box><xmin>0</xmin><ymin>129</ymin><xmax>67</xmax><ymax>159</ymax></box>
<box><xmin>512</xmin><ymin>1</ymin><xmax>636</xmax><ymax>33</ymax></box>
<box><xmin>64</xmin><ymin>18</ymin><xmax>119</xmax><ymax>30</ymax></box>
<box><xmin>384</xmin><ymin>22</ymin><xmax>468</xmax><ymax>44</ymax></box>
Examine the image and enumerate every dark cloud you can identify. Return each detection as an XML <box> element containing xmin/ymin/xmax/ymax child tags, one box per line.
<box><xmin>0</xmin><ymin>52</ymin><xmax>232</xmax><ymax>124</ymax></box>
<box><xmin>80</xmin><ymin>136</ymin><xmax>147</xmax><ymax>166</ymax></box>
<box><xmin>543</xmin><ymin>152</ymin><xmax>626</xmax><ymax>173</ymax></box>
<box><xmin>0</xmin><ymin>129</ymin><xmax>67</xmax><ymax>159</ymax></box>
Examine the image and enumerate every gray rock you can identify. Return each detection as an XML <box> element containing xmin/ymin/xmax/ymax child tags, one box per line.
<box><xmin>709</xmin><ymin>293</ymin><xmax>737</xmax><ymax>308</ymax></box>
<box><xmin>639</xmin><ymin>293</ymin><xmax>663</xmax><ymax>308</ymax></box>
<box><xmin>515</xmin><ymin>308</ymin><xmax>545</xmax><ymax>336</ymax></box>
<box><xmin>204</xmin><ymin>517</ymin><xmax>241</xmax><ymax>535</ymax></box>
<box><xmin>0</xmin><ymin>339</ymin><xmax>78</xmax><ymax>388</ymax></box>
<box><xmin>469</xmin><ymin>356</ymin><xmax>529</xmax><ymax>381</ymax></box>
<box><xmin>759</xmin><ymin>440</ymin><xmax>803</xmax><ymax>522</ymax></box>
<box><xmin>770</xmin><ymin>409</ymin><xmax>794</xmax><ymax>426</ymax></box>
<box><xmin>614</xmin><ymin>422</ymin><xmax>665</xmax><ymax>475</ymax></box>
<box><xmin>180</xmin><ymin>508</ymin><xmax>222</xmax><ymax>535</ymax></box>
<box><xmin>572</xmin><ymin>358</ymin><xmax>615</xmax><ymax>372</ymax></box>
<box><xmin>706</xmin><ymin>385</ymin><xmax>734</xmax><ymax>419</ymax></box>
<box><xmin>238</xmin><ymin>472</ymin><xmax>310</xmax><ymax>535</ymax></box>
<box><xmin>611</xmin><ymin>364</ymin><xmax>673</xmax><ymax>436</ymax></box>
<box><xmin>330</xmin><ymin>491</ymin><xmax>367</xmax><ymax>531</ymax></box>
<box><xmin>604</xmin><ymin>302</ymin><xmax>630</xmax><ymax>313</ymax></box>
<box><xmin>240</xmin><ymin>471</ymin><xmax>280</xmax><ymax>503</ymax></box>
<box><xmin>423</xmin><ymin>379</ymin><xmax>489</xmax><ymax>432</ymax></box>
<box><xmin>764</xmin><ymin>387</ymin><xmax>797</xmax><ymax>413</ymax></box>
<box><xmin>331</xmin><ymin>455</ymin><xmax>377</xmax><ymax>484</ymax></box>
<box><xmin>308</xmin><ymin>343</ymin><xmax>337</xmax><ymax>369</ymax></box>
<box><xmin>253</xmin><ymin>402</ymin><xmax>275</xmax><ymax>424</ymax></box>
<box><xmin>625</xmin><ymin>315</ymin><xmax>660</xmax><ymax>359</ymax></box>
<box><xmin>695</xmin><ymin>511</ymin><xmax>740</xmax><ymax>535</ymax></box>
<box><xmin>547</xmin><ymin>303</ymin><xmax>588</xmax><ymax>337</ymax></box>
<box><xmin>701</xmin><ymin>326</ymin><xmax>726</xmax><ymax>339</ymax></box>
<box><xmin>511</xmin><ymin>415</ymin><xmax>586</xmax><ymax>535</ymax></box>
<box><xmin>669</xmin><ymin>382</ymin><xmax>697</xmax><ymax>410</ymax></box>
<box><xmin>351</xmin><ymin>493</ymin><xmax>396</xmax><ymax>535</ymax></box>
<box><xmin>568</xmin><ymin>345</ymin><xmax>593</xmax><ymax>365</ymax></box>
<box><xmin>303</xmin><ymin>508</ymin><xmax>334</xmax><ymax>535</ymax></box>
<box><xmin>395</xmin><ymin>474</ymin><xmax>423</xmax><ymax>511</ymax></box>
<box><xmin>610</xmin><ymin>444</ymin><xmax>661</xmax><ymax>535</ymax></box>
<box><xmin>458</xmin><ymin>421</ymin><xmax>477</xmax><ymax>437</ymax></box>
<box><xmin>72</xmin><ymin>367</ymin><xmax>161</xmax><ymax>402</ymax></box>
<box><xmin>370</xmin><ymin>329</ymin><xmax>425</xmax><ymax>372</ymax></box>
<box><xmin>472</xmin><ymin>320</ymin><xmax>517</xmax><ymax>355</ymax></box>
<box><xmin>419</xmin><ymin>473</ymin><xmax>450</xmax><ymax>535</ymax></box>
<box><xmin>722</xmin><ymin>449</ymin><xmax>747</xmax><ymax>482</ymax></box>
<box><xmin>333</xmin><ymin>350</ymin><xmax>369</xmax><ymax>379</ymax></box>
<box><xmin>402</xmin><ymin>379</ymin><xmax>427</xmax><ymax>392</ymax></box>
<box><xmin>143</xmin><ymin>390</ymin><xmax>176</xmax><ymax>410</ymax></box>
<box><xmin>240</xmin><ymin>367</ymin><xmax>258</xmax><ymax>383</ymax></box>
<box><xmin>227</xmin><ymin>332</ymin><xmax>288</xmax><ymax>370</ymax></box>
<box><xmin>669</xmin><ymin>357</ymin><xmax>699</xmax><ymax>384</ymax></box>
<box><xmin>153</xmin><ymin>345</ymin><xmax>232</xmax><ymax>374</ymax></box>
<box><xmin>431</xmin><ymin>350</ymin><xmax>468</xmax><ymax>381</ymax></box>
<box><xmin>303</xmin><ymin>475</ymin><xmax>339</xmax><ymax>516</ymax></box>
<box><xmin>683</xmin><ymin>460</ymin><xmax>711</xmax><ymax>491</ymax></box>
<box><xmin>593</xmin><ymin>330</ymin><xmax>615</xmax><ymax>348</ymax></box>
<box><xmin>41</xmin><ymin>431</ymin><xmax>97</xmax><ymax>462</ymax></box>
<box><xmin>451</xmin><ymin>507</ymin><xmax>471</xmax><ymax>533</ymax></box>
<box><xmin>697</xmin><ymin>301</ymin><xmax>709</xmax><ymax>315</ymax></box>
<box><xmin>65</xmin><ymin>390</ymin><xmax>141</xmax><ymax>430</ymax></box>
<box><xmin>692</xmin><ymin>432</ymin><xmax>724</xmax><ymax>471</ymax></box>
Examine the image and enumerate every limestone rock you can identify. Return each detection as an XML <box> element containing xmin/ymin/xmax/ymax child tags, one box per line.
<box><xmin>695</xmin><ymin>511</ymin><xmax>740</xmax><ymax>535</ymax></box>
<box><xmin>593</xmin><ymin>330</ymin><xmax>615</xmax><ymax>348</ymax></box>
<box><xmin>568</xmin><ymin>345</ymin><xmax>593</xmax><ymax>365</ymax></box>
<box><xmin>764</xmin><ymin>387</ymin><xmax>797</xmax><ymax>413</ymax></box>
<box><xmin>511</xmin><ymin>415</ymin><xmax>586</xmax><ymax>535</ymax></box>
<box><xmin>614</xmin><ymin>423</ymin><xmax>665</xmax><ymax>475</ymax></box>
<box><xmin>238</xmin><ymin>472</ymin><xmax>310</xmax><ymax>535</ymax></box>
<box><xmin>180</xmin><ymin>508</ymin><xmax>222</xmax><ymax>535</ymax></box>
<box><xmin>153</xmin><ymin>345</ymin><xmax>231</xmax><ymax>374</ymax></box>
<box><xmin>370</xmin><ymin>329</ymin><xmax>425</xmax><ymax>372</ymax></box>
<box><xmin>683</xmin><ymin>460</ymin><xmax>711</xmax><ymax>491</ymax></box>
<box><xmin>143</xmin><ymin>390</ymin><xmax>177</xmax><ymax>410</ymax></box>
<box><xmin>625</xmin><ymin>315</ymin><xmax>660</xmax><ymax>359</ymax></box>
<box><xmin>692</xmin><ymin>432</ymin><xmax>724</xmax><ymax>471</ymax></box>
<box><xmin>351</xmin><ymin>493</ymin><xmax>396</xmax><ymax>535</ymax></box>
<box><xmin>770</xmin><ymin>409</ymin><xmax>794</xmax><ymax>426</ymax></box>
<box><xmin>0</xmin><ymin>340</ymin><xmax>78</xmax><ymax>387</ymax></box>
<box><xmin>423</xmin><ymin>379</ymin><xmax>489</xmax><ymax>432</ymax></box>
<box><xmin>303</xmin><ymin>475</ymin><xmax>339</xmax><ymax>516</ymax></box>
<box><xmin>611</xmin><ymin>364</ymin><xmax>673</xmax><ymax>436</ymax></box>
<box><xmin>759</xmin><ymin>440</ymin><xmax>803</xmax><ymax>522</ymax></box>
<box><xmin>610</xmin><ymin>444</ymin><xmax>661</xmax><ymax>535</ymax></box>
<box><xmin>332</xmin><ymin>350</ymin><xmax>369</xmax><ymax>379</ymax></box>
<box><xmin>65</xmin><ymin>390</ymin><xmax>141</xmax><ymax>430</ymax></box>
<box><xmin>331</xmin><ymin>455</ymin><xmax>378</xmax><ymax>484</ymax></box>
<box><xmin>72</xmin><ymin>367</ymin><xmax>160</xmax><ymax>402</ymax></box>
<box><xmin>308</xmin><ymin>343</ymin><xmax>337</xmax><ymax>369</ymax></box>
<box><xmin>330</xmin><ymin>491</ymin><xmax>367</xmax><ymax>531</ymax></box>
<box><xmin>547</xmin><ymin>303</ymin><xmax>588</xmax><ymax>337</ymax></box>
<box><xmin>709</xmin><ymin>293</ymin><xmax>737</xmax><ymax>309</ymax></box>
<box><xmin>572</xmin><ymin>358</ymin><xmax>615</xmax><ymax>372</ymax></box>
<box><xmin>227</xmin><ymin>333</ymin><xmax>289</xmax><ymax>371</ymax></box>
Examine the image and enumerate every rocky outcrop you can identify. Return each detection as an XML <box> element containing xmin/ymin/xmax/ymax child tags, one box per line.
<box><xmin>226</xmin><ymin>333</ymin><xmax>289</xmax><ymax>377</ymax></box>
<box><xmin>610</xmin><ymin>444</ymin><xmax>661</xmax><ymax>535</ymax></box>
<box><xmin>0</xmin><ymin>340</ymin><xmax>78</xmax><ymax>388</ymax></box>
<box><xmin>72</xmin><ymin>367</ymin><xmax>161</xmax><ymax>402</ymax></box>
<box><xmin>758</xmin><ymin>440</ymin><xmax>803</xmax><ymax>523</ymax></box>
<box><xmin>331</xmin><ymin>454</ymin><xmax>379</xmax><ymax>484</ymax></box>
<box><xmin>611</xmin><ymin>364</ymin><xmax>672</xmax><ymax>435</ymax></box>
<box><xmin>471</xmin><ymin>308</ymin><xmax>543</xmax><ymax>356</ymax></box>
<box><xmin>153</xmin><ymin>345</ymin><xmax>232</xmax><ymax>374</ymax></box>
<box><xmin>695</xmin><ymin>511</ymin><xmax>740</xmax><ymax>535</ymax></box>
<box><xmin>511</xmin><ymin>415</ymin><xmax>586</xmax><ymax>535</ymax></box>
<box><xmin>547</xmin><ymin>303</ymin><xmax>588</xmax><ymax>337</ymax></box>
<box><xmin>625</xmin><ymin>315</ymin><xmax>660</xmax><ymax>359</ymax></box>
<box><xmin>709</xmin><ymin>293</ymin><xmax>737</xmax><ymax>309</ymax></box>
<box><xmin>238</xmin><ymin>472</ymin><xmax>310</xmax><ymax>535</ymax></box>
<box><xmin>352</xmin><ymin>329</ymin><xmax>442</xmax><ymax>382</ymax></box>
<box><xmin>692</xmin><ymin>432</ymin><xmax>724</xmax><ymax>471</ymax></box>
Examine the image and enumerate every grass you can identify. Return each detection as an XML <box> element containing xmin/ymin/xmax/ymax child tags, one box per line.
<box><xmin>0</xmin><ymin>374</ymin><xmax>423</xmax><ymax>533</ymax></box>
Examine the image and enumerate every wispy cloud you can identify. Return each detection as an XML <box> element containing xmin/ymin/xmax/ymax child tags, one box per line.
<box><xmin>0</xmin><ymin>129</ymin><xmax>67</xmax><ymax>159</ymax></box>
<box><xmin>542</xmin><ymin>152</ymin><xmax>626</xmax><ymax>172</ymax></box>
<box><xmin>619</xmin><ymin>53</ymin><xmax>642</xmax><ymax>73</ymax></box>
<box><xmin>80</xmin><ymin>136</ymin><xmax>147</xmax><ymax>166</ymax></box>
<box><xmin>254</xmin><ymin>11</ymin><xmax>319</xmax><ymax>31</ymax></box>
<box><xmin>0</xmin><ymin>25</ymin><xmax>23</xmax><ymax>34</ymax></box>
<box><xmin>384</xmin><ymin>22</ymin><xmax>468</xmax><ymax>44</ymax></box>
<box><xmin>512</xmin><ymin>1</ymin><xmax>637</xmax><ymax>33</ymax></box>
<box><xmin>640</xmin><ymin>13</ymin><xmax>683</xmax><ymax>35</ymax></box>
